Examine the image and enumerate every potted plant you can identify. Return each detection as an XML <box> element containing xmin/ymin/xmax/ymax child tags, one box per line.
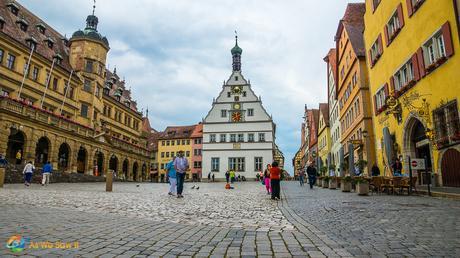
<box><xmin>341</xmin><ymin>176</ymin><xmax>352</xmax><ymax>192</ymax></box>
<box><xmin>320</xmin><ymin>166</ymin><xmax>328</xmax><ymax>176</ymax></box>
<box><xmin>329</xmin><ymin>176</ymin><xmax>337</xmax><ymax>189</ymax></box>
<box><xmin>316</xmin><ymin>176</ymin><xmax>323</xmax><ymax>187</ymax></box>
<box><xmin>322</xmin><ymin>176</ymin><xmax>330</xmax><ymax>188</ymax></box>
<box><xmin>355</xmin><ymin>177</ymin><xmax>369</xmax><ymax>196</ymax></box>
<box><xmin>355</xmin><ymin>159</ymin><xmax>368</xmax><ymax>176</ymax></box>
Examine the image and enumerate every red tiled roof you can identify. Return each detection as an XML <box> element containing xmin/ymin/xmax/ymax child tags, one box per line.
<box><xmin>158</xmin><ymin>125</ymin><xmax>197</xmax><ymax>140</ymax></box>
<box><xmin>191</xmin><ymin>123</ymin><xmax>203</xmax><ymax>138</ymax></box>
<box><xmin>335</xmin><ymin>3</ymin><xmax>366</xmax><ymax>57</ymax></box>
<box><xmin>324</xmin><ymin>48</ymin><xmax>337</xmax><ymax>83</ymax></box>
<box><xmin>0</xmin><ymin>0</ymin><xmax>73</xmax><ymax>72</ymax></box>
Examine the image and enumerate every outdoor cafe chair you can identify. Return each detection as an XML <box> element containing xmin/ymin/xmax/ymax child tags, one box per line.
<box><xmin>370</xmin><ymin>176</ymin><xmax>384</xmax><ymax>195</ymax></box>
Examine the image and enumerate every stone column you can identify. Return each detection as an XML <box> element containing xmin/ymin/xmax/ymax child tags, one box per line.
<box><xmin>103</xmin><ymin>150</ymin><xmax>110</xmax><ymax>177</ymax></box>
<box><xmin>49</xmin><ymin>135</ymin><xmax>59</xmax><ymax>169</ymax></box>
<box><xmin>0</xmin><ymin>122</ymin><xmax>10</xmax><ymax>157</ymax></box>
<box><xmin>24</xmin><ymin>129</ymin><xmax>37</xmax><ymax>163</ymax></box>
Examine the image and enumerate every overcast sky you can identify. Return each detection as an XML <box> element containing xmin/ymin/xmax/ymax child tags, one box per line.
<box><xmin>21</xmin><ymin>0</ymin><xmax>363</xmax><ymax>174</ymax></box>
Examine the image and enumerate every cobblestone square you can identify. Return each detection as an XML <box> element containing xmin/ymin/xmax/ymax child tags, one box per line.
<box><xmin>1</xmin><ymin>181</ymin><xmax>459</xmax><ymax>257</ymax></box>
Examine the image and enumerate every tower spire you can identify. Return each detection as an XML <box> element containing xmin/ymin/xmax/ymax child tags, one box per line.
<box><xmin>231</xmin><ymin>31</ymin><xmax>243</xmax><ymax>72</ymax></box>
<box><xmin>92</xmin><ymin>0</ymin><xmax>96</xmax><ymax>15</ymax></box>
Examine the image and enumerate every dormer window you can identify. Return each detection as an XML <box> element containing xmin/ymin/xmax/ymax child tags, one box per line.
<box><xmin>17</xmin><ymin>18</ymin><xmax>29</xmax><ymax>32</ymax></box>
<box><xmin>7</xmin><ymin>2</ymin><xmax>19</xmax><ymax>16</ymax></box>
<box><xmin>61</xmin><ymin>37</ymin><xmax>69</xmax><ymax>46</ymax></box>
<box><xmin>25</xmin><ymin>37</ymin><xmax>38</xmax><ymax>50</ymax></box>
<box><xmin>36</xmin><ymin>23</ymin><xmax>46</xmax><ymax>34</ymax></box>
<box><xmin>45</xmin><ymin>37</ymin><xmax>55</xmax><ymax>49</ymax></box>
<box><xmin>54</xmin><ymin>54</ymin><xmax>63</xmax><ymax>65</ymax></box>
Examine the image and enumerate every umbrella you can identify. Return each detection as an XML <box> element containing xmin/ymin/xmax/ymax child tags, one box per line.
<box><xmin>383</xmin><ymin>127</ymin><xmax>394</xmax><ymax>176</ymax></box>
<box><xmin>348</xmin><ymin>142</ymin><xmax>354</xmax><ymax>176</ymax></box>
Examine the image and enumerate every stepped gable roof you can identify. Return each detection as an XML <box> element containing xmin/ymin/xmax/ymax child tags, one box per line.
<box><xmin>104</xmin><ymin>68</ymin><xmax>140</xmax><ymax>113</ymax></box>
<box><xmin>0</xmin><ymin>0</ymin><xmax>73</xmax><ymax>72</ymax></box>
<box><xmin>319</xmin><ymin>103</ymin><xmax>329</xmax><ymax>127</ymax></box>
<box><xmin>159</xmin><ymin>125</ymin><xmax>197</xmax><ymax>140</ymax></box>
<box><xmin>312</xmin><ymin>109</ymin><xmax>319</xmax><ymax>130</ymax></box>
<box><xmin>335</xmin><ymin>3</ymin><xmax>366</xmax><ymax>57</ymax></box>
<box><xmin>191</xmin><ymin>123</ymin><xmax>203</xmax><ymax>138</ymax></box>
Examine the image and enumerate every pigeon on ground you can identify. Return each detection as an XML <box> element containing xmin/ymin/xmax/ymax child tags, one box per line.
<box><xmin>196</xmin><ymin>186</ymin><xmax>199</xmax><ymax>190</ymax></box>
<box><xmin>136</xmin><ymin>184</ymin><xmax>140</xmax><ymax>187</ymax></box>
<box><xmin>191</xmin><ymin>185</ymin><xmax>195</xmax><ymax>189</ymax></box>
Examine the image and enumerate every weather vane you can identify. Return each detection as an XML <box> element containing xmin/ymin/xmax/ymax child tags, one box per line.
<box><xmin>92</xmin><ymin>0</ymin><xmax>96</xmax><ymax>15</ymax></box>
<box><xmin>235</xmin><ymin>30</ymin><xmax>238</xmax><ymax>43</ymax></box>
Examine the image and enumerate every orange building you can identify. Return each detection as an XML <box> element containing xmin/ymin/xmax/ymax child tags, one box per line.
<box><xmin>335</xmin><ymin>3</ymin><xmax>376</xmax><ymax>174</ymax></box>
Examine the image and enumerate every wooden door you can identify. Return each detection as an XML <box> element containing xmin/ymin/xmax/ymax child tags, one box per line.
<box><xmin>441</xmin><ymin>148</ymin><xmax>460</xmax><ymax>187</ymax></box>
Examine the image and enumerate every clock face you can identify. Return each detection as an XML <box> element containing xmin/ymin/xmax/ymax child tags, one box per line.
<box><xmin>232</xmin><ymin>112</ymin><xmax>242</xmax><ymax>122</ymax></box>
<box><xmin>233</xmin><ymin>103</ymin><xmax>241</xmax><ymax>110</ymax></box>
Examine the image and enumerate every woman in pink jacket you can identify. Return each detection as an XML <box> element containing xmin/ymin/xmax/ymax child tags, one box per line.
<box><xmin>263</xmin><ymin>164</ymin><xmax>271</xmax><ymax>194</ymax></box>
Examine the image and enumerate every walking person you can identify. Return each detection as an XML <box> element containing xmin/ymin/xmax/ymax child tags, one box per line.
<box><xmin>225</xmin><ymin>170</ymin><xmax>230</xmax><ymax>184</ymax></box>
<box><xmin>16</xmin><ymin>150</ymin><xmax>22</xmax><ymax>165</ymax></box>
<box><xmin>306</xmin><ymin>162</ymin><xmax>317</xmax><ymax>189</ymax></box>
<box><xmin>207</xmin><ymin>172</ymin><xmax>211</xmax><ymax>182</ymax></box>
<box><xmin>263</xmin><ymin>164</ymin><xmax>271</xmax><ymax>194</ymax></box>
<box><xmin>270</xmin><ymin>162</ymin><xmax>281</xmax><ymax>200</ymax></box>
<box><xmin>298</xmin><ymin>167</ymin><xmax>305</xmax><ymax>186</ymax></box>
<box><xmin>212</xmin><ymin>173</ymin><xmax>215</xmax><ymax>182</ymax></box>
<box><xmin>166</xmin><ymin>157</ymin><xmax>177</xmax><ymax>195</ymax></box>
<box><xmin>0</xmin><ymin>154</ymin><xmax>8</xmax><ymax>167</ymax></box>
<box><xmin>23</xmin><ymin>161</ymin><xmax>35</xmax><ymax>186</ymax></box>
<box><xmin>173</xmin><ymin>151</ymin><xmax>189</xmax><ymax>198</ymax></box>
<box><xmin>41</xmin><ymin>161</ymin><xmax>52</xmax><ymax>186</ymax></box>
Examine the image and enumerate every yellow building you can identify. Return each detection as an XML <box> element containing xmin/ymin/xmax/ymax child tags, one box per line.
<box><xmin>317</xmin><ymin>103</ymin><xmax>331</xmax><ymax>175</ymax></box>
<box><xmin>336</xmin><ymin>3</ymin><xmax>376</xmax><ymax>175</ymax></box>
<box><xmin>157</xmin><ymin>125</ymin><xmax>196</xmax><ymax>181</ymax></box>
<box><xmin>273</xmin><ymin>144</ymin><xmax>285</xmax><ymax>170</ymax></box>
<box><xmin>363</xmin><ymin>0</ymin><xmax>460</xmax><ymax>186</ymax></box>
<box><xmin>292</xmin><ymin>149</ymin><xmax>303</xmax><ymax>178</ymax></box>
<box><xmin>0</xmin><ymin>0</ymin><xmax>150</xmax><ymax>181</ymax></box>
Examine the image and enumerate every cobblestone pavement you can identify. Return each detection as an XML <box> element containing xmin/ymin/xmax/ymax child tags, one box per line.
<box><xmin>0</xmin><ymin>181</ymin><xmax>459</xmax><ymax>257</ymax></box>
<box><xmin>280</xmin><ymin>181</ymin><xmax>460</xmax><ymax>257</ymax></box>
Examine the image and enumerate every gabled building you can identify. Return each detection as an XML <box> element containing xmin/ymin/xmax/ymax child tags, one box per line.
<box><xmin>324</xmin><ymin>48</ymin><xmax>343</xmax><ymax>175</ymax></box>
<box><xmin>191</xmin><ymin>123</ymin><xmax>203</xmax><ymax>181</ymax></box>
<box><xmin>202</xmin><ymin>36</ymin><xmax>276</xmax><ymax>180</ymax></box>
<box><xmin>335</xmin><ymin>3</ymin><xmax>376</xmax><ymax>175</ymax></box>
<box><xmin>317</xmin><ymin>103</ymin><xmax>330</xmax><ymax>175</ymax></box>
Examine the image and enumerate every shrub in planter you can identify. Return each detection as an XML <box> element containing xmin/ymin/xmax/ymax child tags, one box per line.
<box><xmin>341</xmin><ymin>176</ymin><xmax>352</xmax><ymax>192</ymax></box>
<box><xmin>322</xmin><ymin>176</ymin><xmax>330</xmax><ymax>188</ymax></box>
<box><xmin>355</xmin><ymin>177</ymin><xmax>369</xmax><ymax>196</ymax></box>
<box><xmin>316</xmin><ymin>176</ymin><xmax>323</xmax><ymax>187</ymax></box>
<box><xmin>329</xmin><ymin>177</ymin><xmax>337</xmax><ymax>189</ymax></box>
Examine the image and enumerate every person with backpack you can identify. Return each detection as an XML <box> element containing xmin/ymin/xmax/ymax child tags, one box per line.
<box><xmin>270</xmin><ymin>162</ymin><xmax>281</xmax><ymax>200</ymax></box>
<box><xmin>166</xmin><ymin>157</ymin><xmax>177</xmax><ymax>196</ymax></box>
<box><xmin>173</xmin><ymin>151</ymin><xmax>189</xmax><ymax>198</ymax></box>
<box><xmin>41</xmin><ymin>161</ymin><xmax>52</xmax><ymax>186</ymax></box>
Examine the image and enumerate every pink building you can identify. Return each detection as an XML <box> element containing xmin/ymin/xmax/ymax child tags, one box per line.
<box><xmin>191</xmin><ymin>123</ymin><xmax>203</xmax><ymax>181</ymax></box>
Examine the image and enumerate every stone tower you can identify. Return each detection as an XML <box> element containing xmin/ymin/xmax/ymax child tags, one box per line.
<box><xmin>69</xmin><ymin>5</ymin><xmax>109</xmax><ymax>128</ymax></box>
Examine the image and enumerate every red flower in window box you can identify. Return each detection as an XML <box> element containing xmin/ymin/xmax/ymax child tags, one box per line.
<box><xmin>426</xmin><ymin>63</ymin><xmax>437</xmax><ymax>72</ymax></box>
<box><xmin>436</xmin><ymin>136</ymin><xmax>449</xmax><ymax>148</ymax></box>
<box><xmin>452</xmin><ymin>132</ymin><xmax>460</xmax><ymax>142</ymax></box>
<box><xmin>436</xmin><ymin>56</ymin><xmax>447</xmax><ymax>66</ymax></box>
<box><xmin>407</xmin><ymin>80</ymin><xmax>416</xmax><ymax>88</ymax></box>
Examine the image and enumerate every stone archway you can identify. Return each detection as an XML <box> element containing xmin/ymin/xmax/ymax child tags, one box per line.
<box><xmin>403</xmin><ymin>115</ymin><xmax>434</xmax><ymax>181</ymax></box>
<box><xmin>58</xmin><ymin>143</ymin><xmax>71</xmax><ymax>170</ymax></box>
<box><xmin>35</xmin><ymin>137</ymin><xmax>51</xmax><ymax>165</ymax></box>
<box><xmin>77</xmin><ymin>146</ymin><xmax>87</xmax><ymax>174</ymax></box>
<box><xmin>133</xmin><ymin>162</ymin><xmax>139</xmax><ymax>182</ymax></box>
<box><xmin>6</xmin><ymin>128</ymin><xmax>26</xmax><ymax>164</ymax></box>
<box><xmin>122</xmin><ymin>159</ymin><xmax>129</xmax><ymax>180</ymax></box>
<box><xmin>93</xmin><ymin>151</ymin><xmax>104</xmax><ymax>176</ymax></box>
<box><xmin>109</xmin><ymin>154</ymin><xmax>118</xmax><ymax>175</ymax></box>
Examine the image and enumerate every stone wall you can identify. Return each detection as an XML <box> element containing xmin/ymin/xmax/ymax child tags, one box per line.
<box><xmin>3</xmin><ymin>165</ymin><xmax>109</xmax><ymax>184</ymax></box>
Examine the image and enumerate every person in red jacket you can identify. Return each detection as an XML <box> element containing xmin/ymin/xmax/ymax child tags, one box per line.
<box><xmin>270</xmin><ymin>161</ymin><xmax>281</xmax><ymax>200</ymax></box>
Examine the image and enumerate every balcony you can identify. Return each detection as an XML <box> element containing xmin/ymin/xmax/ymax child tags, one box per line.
<box><xmin>0</xmin><ymin>96</ymin><xmax>94</xmax><ymax>138</ymax></box>
<box><xmin>110</xmin><ymin>136</ymin><xmax>149</xmax><ymax>157</ymax></box>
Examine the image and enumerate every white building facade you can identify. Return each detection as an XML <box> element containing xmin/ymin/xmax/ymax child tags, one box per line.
<box><xmin>202</xmin><ymin>37</ymin><xmax>275</xmax><ymax>180</ymax></box>
<box><xmin>325</xmin><ymin>49</ymin><xmax>342</xmax><ymax>175</ymax></box>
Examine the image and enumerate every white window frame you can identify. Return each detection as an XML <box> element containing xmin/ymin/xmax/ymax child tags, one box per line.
<box><xmin>238</xmin><ymin>134</ymin><xmax>244</xmax><ymax>142</ymax></box>
<box><xmin>229</xmin><ymin>157</ymin><xmax>245</xmax><ymax>172</ymax></box>
<box><xmin>220</xmin><ymin>134</ymin><xmax>226</xmax><ymax>142</ymax></box>
<box><xmin>210</xmin><ymin>134</ymin><xmax>216</xmax><ymax>143</ymax></box>
<box><xmin>255</xmin><ymin>157</ymin><xmax>263</xmax><ymax>171</ymax></box>
<box><xmin>387</xmin><ymin>11</ymin><xmax>400</xmax><ymax>38</ymax></box>
<box><xmin>248</xmin><ymin>133</ymin><xmax>255</xmax><ymax>142</ymax></box>
<box><xmin>258</xmin><ymin>133</ymin><xmax>266</xmax><ymax>142</ymax></box>
<box><xmin>211</xmin><ymin>158</ymin><xmax>220</xmax><ymax>172</ymax></box>
<box><xmin>375</xmin><ymin>85</ymin><xmax>387</xmax><ymax>110</ymax></box>
<box><xmin>230</xmin><ymin>134</ymin><xmax>236</xmax><ymax>142</ymax></box>
<box><xmin>394</xmin><ymin>59</ymin><xmax>414</xmax><ymax>91</ymax></box>
<box><xmin>221</xmin><ymin>109</ymin><xmax>227</xmax><ymax>118</ymax></box>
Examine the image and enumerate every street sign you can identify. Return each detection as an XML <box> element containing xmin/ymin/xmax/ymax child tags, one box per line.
<box><xmin>410</xmin><ymin>158</ymin><xmax>426</xmax><ymax>170</ymax></box>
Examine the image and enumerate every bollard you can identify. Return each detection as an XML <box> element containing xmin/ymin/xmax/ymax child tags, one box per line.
<box><xmin>106</xmin><ymin>170</ymin><xmax>113</xmax><ymax>192</ymax></box>
<box><xmin>0</xmin><ymin>167</ymin><xmax>5</xmax><ymax>188</ymax></box>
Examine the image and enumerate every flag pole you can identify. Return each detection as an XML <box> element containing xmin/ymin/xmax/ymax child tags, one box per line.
<box><xmin>59</xmin><ymin>70</ymin><xmax>74</xmax><ymax>114</ymax></box>
<box><xmin>17</xmin><ymin>45</ymin><xmax>35</xmax><ymax>100</ymax></box>
<box><xmin>40</xmin><ymin>58</ymin><xmax>56</xmax><ymax>109</ymax></box>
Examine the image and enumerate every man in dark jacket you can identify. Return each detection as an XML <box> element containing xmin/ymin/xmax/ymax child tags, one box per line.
<box><xmin>306</xmin><ymin>162</ymin><xmax>317</xmax><ymax>189</ymax></box>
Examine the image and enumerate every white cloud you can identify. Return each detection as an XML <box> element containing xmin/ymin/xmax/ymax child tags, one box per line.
<box><xmin>20</xmin><ymin>0</ymin><xmax>364</xmax><ymax>174</ymax></box>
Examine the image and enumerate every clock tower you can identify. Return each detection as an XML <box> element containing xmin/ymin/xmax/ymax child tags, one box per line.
<box><xmin>202</xmin><ymin>36</ymin><xmax>276</xmax><ymax>180</ymax></box>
